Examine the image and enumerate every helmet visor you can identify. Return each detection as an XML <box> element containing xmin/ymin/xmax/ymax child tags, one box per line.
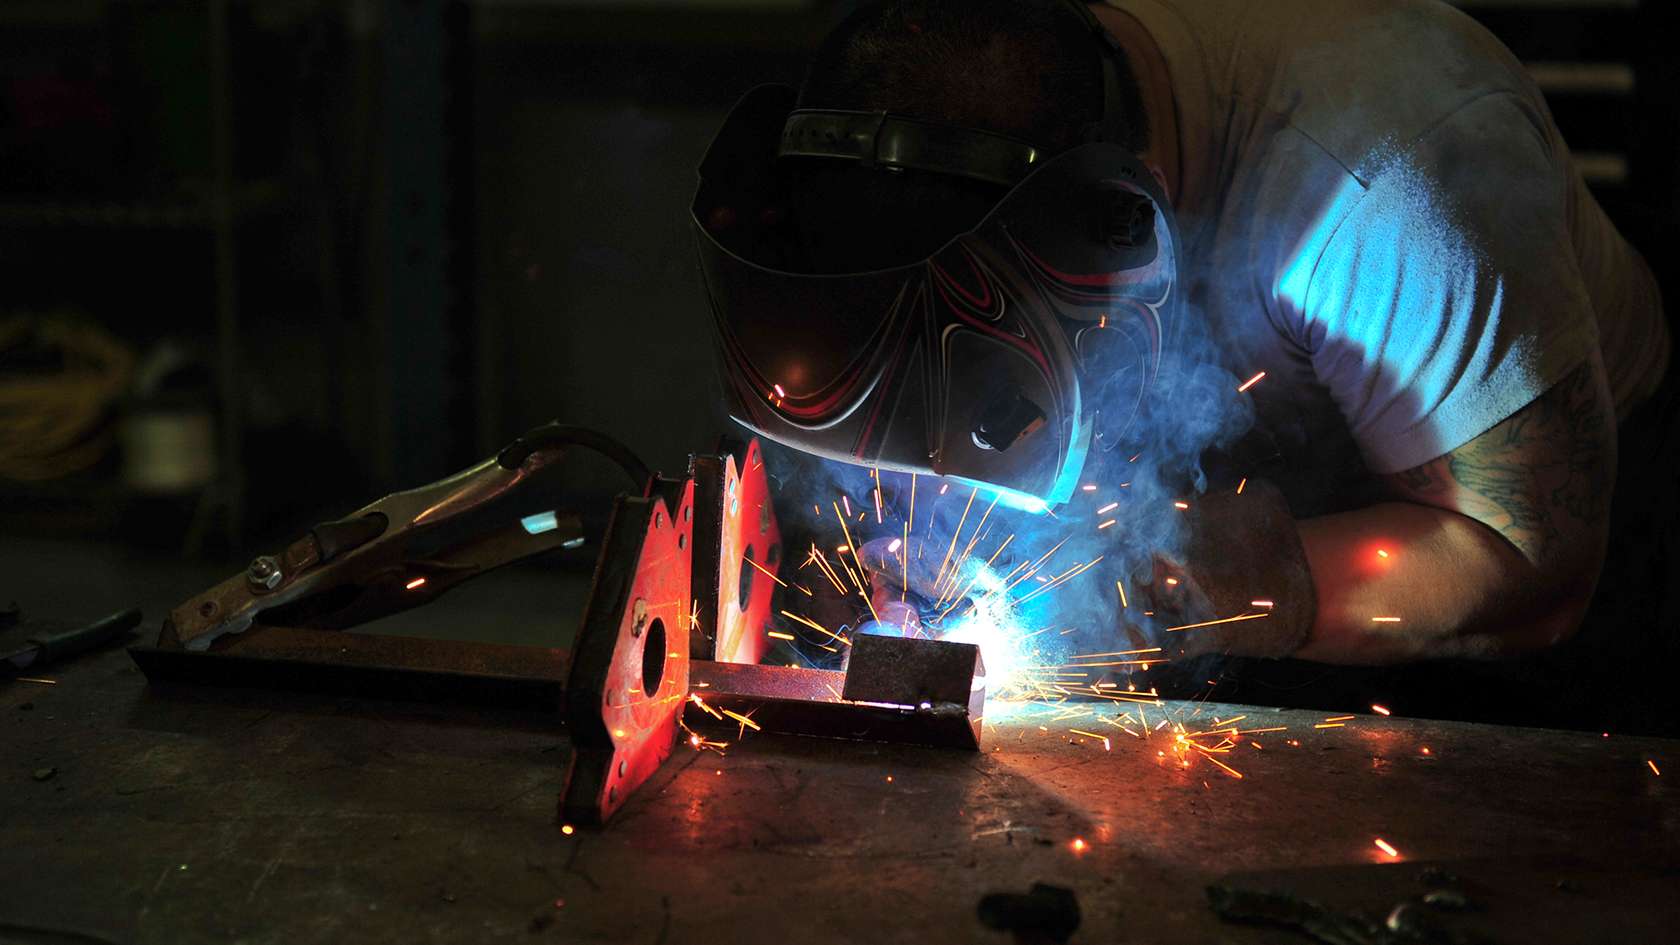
<box><xmin>692</xmin><ymin>85</ymin><xmax>1176</xmax><ymax>506</ymax></box>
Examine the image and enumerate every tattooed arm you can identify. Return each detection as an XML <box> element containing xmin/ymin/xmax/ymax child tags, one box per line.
<box><xmin>1291</xmin><ymin>352</ymin><xmax>1617</xmax><ymax>664</ymax></box>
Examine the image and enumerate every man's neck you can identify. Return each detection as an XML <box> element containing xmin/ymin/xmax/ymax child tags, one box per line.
<box><xmin>1091</xmin><ymin>2</ymin><xmax>1180</xmax><ymax>203</ymax></box>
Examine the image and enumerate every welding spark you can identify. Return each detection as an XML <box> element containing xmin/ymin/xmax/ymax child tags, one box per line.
<box><xmin>1173</xmin><ymin>501</ymin><xmax>1190</xmax><ymax>510</ymax></box>
<box><xmin>1161</xmin><ymin>612</ymin><xmax>1268</xmax><ymax>633</ymax></box>
<box><xmin>1371</xmin><ymin>616</ymin><xmax>1403</xmax><ymax>623</ymax></box>
<box><xmin>1236</xmin><ymin>477</ymin><xmax>1247</xmax><ymax>494</ymax></box>
<box><xmin>1069</xmin><ymin>729</ymin><xmax>1112</xmax><ymax>751</ymax></box>
<box><xmin>1371</xmin><ymin>704</ymin><xmax>1392</xmax><ymax>716</ymax></box>
<box><xmin>405</xmin><ymin>577</ymin><xmax>427</xmax><ymax>591</ymax></box>
<box><xmin>561</xmin><ymin>824</ymin><xmax>575</xmax><ymax>836</ymax></box>
<box><xmin>887</xmin><ymin>538</ymin><xmax>901</xmax><ymax>554</ymax></box>
<box><xmin>1376</xmin><ymin>549</ymin><xmax>1390</xmax><ymax>559</ymax></box>
<box><xmin>767</xmin><ymin>631</ymin><xmax>796</xmax><ymax>641</ymax></box>
<box><xmin>1236</xmin><ymin>371</ymin><xmax>1266</xmax><ymax>393</ymax></box>
<box><xmin>1373</xmin><ymin>838</ymin><xmax>1400</xmax><ymax>858</ymax></box>
<box><xmin>779</xmin><ymin>609</ymin><xmax>851</xmax><ymax>646</ymax></box>
<box><xmin>743</xmin><ymin>554</ymin><xmax>787</xmax><ymax>588</ymax></box>
<box><xmin>1650</xmin><ymin>760</ymin><xmax>1662</xmax><ymax>776</ymax></box>
<box><xmin>689</xmin><ymin>693</ymin><xmax>723</xmax><ymax>720</ymax></box>
<box><xmin>721</xmin><ymin>708</ymin><xmax>761</xmax><ymax>737</ymax></box>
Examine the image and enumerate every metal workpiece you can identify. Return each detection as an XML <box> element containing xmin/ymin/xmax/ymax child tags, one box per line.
<box><xmin>689</xmin><ymin>634</ymin><xmax>985</xmax><ymax>750</ymax></box>
<box><xmin>129</xmin><ymin>625</ymin><xmax>571</xmax><ymax>712</ymax></box>
<box><xmin>841</xmin><ymin>634</ymin><xmax>985</xmax><ymax>710</ymax></box>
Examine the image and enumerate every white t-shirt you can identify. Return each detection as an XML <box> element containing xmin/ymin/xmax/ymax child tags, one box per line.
<box><xmin>1110</xmin><ymin>0</ymin><xmax>1669</xmax><ymax>512</ymax></box>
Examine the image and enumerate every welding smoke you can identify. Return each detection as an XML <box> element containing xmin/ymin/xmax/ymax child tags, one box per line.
<box><xmin>753</xmin><ymin>297</ymin><xmax>1255</xmax><ymax>688</ymax></box>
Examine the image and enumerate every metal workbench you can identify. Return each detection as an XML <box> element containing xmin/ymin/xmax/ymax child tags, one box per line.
<box><xmin>3</xmin><ymin>635</ymin><xmax>1675</xmax><ymax>944</ymax></box>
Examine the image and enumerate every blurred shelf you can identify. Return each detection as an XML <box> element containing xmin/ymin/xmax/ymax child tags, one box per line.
<box><xmin>0</xmin><ymin>180</ymin><xmax>282</xmax><ymax>229</ymax></box>
<box><xmin>0</xmin><ymin>198</ymin><xmax>214</xmax><ymax>229</ymax></box>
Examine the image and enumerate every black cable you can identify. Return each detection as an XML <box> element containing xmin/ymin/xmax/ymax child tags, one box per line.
<box><xmin>495</xmin><ymin>422</ymin><xmax>652</xmax><ymax>489</ymax></box>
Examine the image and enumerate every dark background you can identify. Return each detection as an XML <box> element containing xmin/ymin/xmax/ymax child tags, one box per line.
<box><xmin>1</xmin><ymin>0</ymin><xmax>1674</xmax><ymax>552</ymax></box>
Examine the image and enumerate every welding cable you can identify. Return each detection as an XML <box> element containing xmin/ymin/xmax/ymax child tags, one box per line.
<box><xmin>0</xmin><ymin>315</ymin><xmax>134</xmax><ymax>482</ymax></box>
<box><xmin>496</xmin><ymin>422</ymin><xmax>652</xmax><ymax>489</ymax></box>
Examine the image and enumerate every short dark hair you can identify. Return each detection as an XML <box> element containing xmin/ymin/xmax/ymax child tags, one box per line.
<box><xmin>785</xmin><ymin>0</ymin><xmax>1148</xmax><ymax>272</ymax></box>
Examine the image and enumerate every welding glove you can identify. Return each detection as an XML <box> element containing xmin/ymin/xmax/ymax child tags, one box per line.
<box><xmin>856</xmin><ymin>539</ymin><xmax>946</xmax><ymax>636</ymax></box>
<box><xmin>1141</xmin><ymin>478</ymin><xmax>1316</xmax><ymax>660</ymax></box>
<box><xmin>856</xmin><ymin>478</ymin><xmax>1316</xmax><ymax>660</ymax></box>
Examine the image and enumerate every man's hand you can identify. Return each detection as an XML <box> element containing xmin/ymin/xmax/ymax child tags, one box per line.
<box><xmin>1294</xmin><ymin>352</ymin><xmax>1617</xmax><ymax>663</ymax></box>
<box><xmin>1144</xmin><ymin>479</ymin><xmax>1317</xmax><ymax>659</ymax></box>
<box><xmin>856</xmin><ymin>480</ymin><xmax>1317</xmax><ymax>660</ymax></box>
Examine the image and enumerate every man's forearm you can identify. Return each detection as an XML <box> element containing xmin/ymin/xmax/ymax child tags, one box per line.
<box><xmin>1292</xmin><ymin>502</ymin><xmax>1585</xmax><ymax>664</ymax></box>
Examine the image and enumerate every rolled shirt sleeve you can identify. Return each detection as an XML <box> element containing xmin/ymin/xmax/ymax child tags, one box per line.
<box><xmin>1299</xmin><ymin>92</ymin><xmax>1599</xmax><ymax>474</ymax></box>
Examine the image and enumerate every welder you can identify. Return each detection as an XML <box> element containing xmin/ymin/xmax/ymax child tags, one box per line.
<box><xmin>689</xmin><ymin>1</ymin><xmax>1673</xmax><ymax>726</ymax></box>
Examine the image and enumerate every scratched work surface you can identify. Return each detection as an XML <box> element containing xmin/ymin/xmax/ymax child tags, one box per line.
<box><xmin>3</xmin><ymin>641</ymin><xmax>1676</xmax><ymax>945</ymax></box>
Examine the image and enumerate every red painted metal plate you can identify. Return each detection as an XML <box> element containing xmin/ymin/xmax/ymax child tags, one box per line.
<box><xmin>562</xmin><ymin>480</ymin><xmax>694</xmax><ymax>824</ymax></box>
<box><xmin>715</xmin><ymin>439</ymin><xmax>781</xmax><ymax>665</ymax></box>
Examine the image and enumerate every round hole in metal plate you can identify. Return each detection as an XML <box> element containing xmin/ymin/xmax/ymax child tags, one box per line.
<box><xmin>738</xmin><ymin>545</ymin><xmax>755</xmax><ymax>610</ymax></box>
<box><xmin>618</xmin><ymin>759</ymin><xmax>627</xmax><ymax>778</ymax></box>
<box><xmin>642</xmin><ymin>617</ymin><xmax>667</xmax><ymax>694</ymax></box>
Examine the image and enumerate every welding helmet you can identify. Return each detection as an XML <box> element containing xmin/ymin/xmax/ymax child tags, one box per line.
<box><xmin>689</xmin><ymin>5</ymin><xmax>1178</xmax><ymax>509</ymax></box>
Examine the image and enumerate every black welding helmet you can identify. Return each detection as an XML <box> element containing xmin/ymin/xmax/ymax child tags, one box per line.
<box><xmin>689</xmin><ymin>8</ymin><xmax>1178</xmax><ymax>510</ymax></box>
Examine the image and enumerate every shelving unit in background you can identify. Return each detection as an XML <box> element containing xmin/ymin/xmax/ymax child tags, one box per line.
<box><xmin>1451</xmin><ymin>0</ymin><xmax>1678</xmax><ymax>227</ymax></box>
<box><xmin>0</xmin><ymin>0</ymin><xmax>248</xmax><ymax>549</ymax></box>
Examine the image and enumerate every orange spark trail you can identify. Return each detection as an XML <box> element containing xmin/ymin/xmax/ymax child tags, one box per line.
<box><xmin>780</xmin><ymin>609</ymin><xmax>851</xmax><ymax>646</ymax></box>
<box><xmin>1162</xmin><ymin>613</ymin><xmax>1270</xmax><ymax>633</ymax></box>
<box><xmin>933</xmin><ymin>487</ymin><xmax>980</xmax><ymax>597</ymax></box>
<box><xmin>743</xmin><ymin>554</ymin><xmax>787</xmax><ymax>588</ymax></box>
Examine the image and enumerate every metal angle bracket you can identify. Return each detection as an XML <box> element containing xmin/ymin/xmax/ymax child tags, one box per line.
<box><xmin>688</xmin><ymin>438</ymin><xmax>781</xmax><ymax>665</ymax></box>
<box><xmin>688</xmin><ymin>634</ymin><xmax>986</xmax><ymax>750</ymax></box>
<box><xmin>561</xmin><ymin>477</ymin><xmax>695</xmax><ymax>825</ymax></box>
